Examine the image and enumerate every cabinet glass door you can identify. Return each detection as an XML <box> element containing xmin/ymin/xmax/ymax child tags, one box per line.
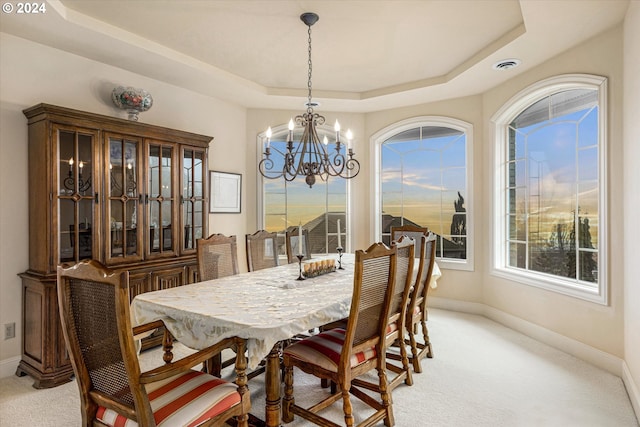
<box><xmin>182</xmin><ymin>148</ymin><xmax>206</xmax><ymax>251</ymax></box>
<box><xmin>57</xmin><ymin>126</ymin><xmax>97</xmax><ymax>263</ymax></box>
<box><xmin>148</xmin><ymin>142</ymin><xmax>175</xmax><ymax>254</ymax></box>
<box><xmin>106</xmin><ymin>135</ymin><xmax>143</xmax><ymax>262</ymax></box>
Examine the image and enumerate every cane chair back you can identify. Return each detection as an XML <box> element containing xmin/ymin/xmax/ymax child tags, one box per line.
<box><xmin>390</xmin><ymin>224</ymin><xmax>429</xmax><ymax>260</ymax></box>
<box><xmin>57</xmin><ymin>260</ymin><xmax>250</xmax><ymax>427</ymax></box>
<box><xmin>405</xmin><ymin>232</ymin><xmax>437</xmax><ymax>372</ymax></box>
<box><xmin>197</xmin><ymin>233</ymin><xmax>248</xmax><ymax>377</ymax></box>
<box><xmin>245</xmin><ymin>230</ymin><xmax>279</xmax><ymax>271</ymax></box>
<box><xmin>282</xmin><ymin>242</ymin><xmax>397</xmax><ymax>427</ymax></box>
<box><xmin>382</xmin><ymin>236</ymin><xmax>415</xmax><ymax>390</ymax></box>
<box><xmin>285</xmin><ymin>226</ymin><xmax>311</xmax><ymax>263</ymax></box>
<box><xmin>197</xmin><ymin>233</ymin><xmax>239</xmax><ymax>281</ymax></box>
<box><xmin>349</xmin><ymin>236</ymin><xmax>415</xmax><ymax>393</ymax></box>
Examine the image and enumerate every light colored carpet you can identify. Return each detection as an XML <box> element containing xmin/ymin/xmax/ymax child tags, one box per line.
<box><xmin>0</xmin><ymin>309</ymin><xmax>637</xmax><ymax>426</ymax></box>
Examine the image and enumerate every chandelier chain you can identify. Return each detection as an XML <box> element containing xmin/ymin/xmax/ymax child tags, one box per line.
<box><xmin>307</xmin><ymin>24</ymin><xmax>313</xmax><ymax>113</ymax></box>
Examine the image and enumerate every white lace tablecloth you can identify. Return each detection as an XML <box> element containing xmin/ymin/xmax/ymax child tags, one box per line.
<box><xmin>132</xmin><ymin>254</ymin><xmax>441</xmax><ymax>369</ymax></box>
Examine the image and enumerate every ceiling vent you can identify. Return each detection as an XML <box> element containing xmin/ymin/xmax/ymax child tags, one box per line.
<box><xmin>492</xmin><ymin>59</ymin><xmax>521</xmax><ymax>70</ymax></box>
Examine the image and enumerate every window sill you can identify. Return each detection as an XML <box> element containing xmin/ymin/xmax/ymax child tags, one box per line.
<box><xmin>490</xmin><ymin>267</ymin><xmax>606</xmax><ymax>305</ymax></box>
<box><xmin>437</xmin><ymin>258</ymin><xmax>474</xmax><ymax>272</ymax></box>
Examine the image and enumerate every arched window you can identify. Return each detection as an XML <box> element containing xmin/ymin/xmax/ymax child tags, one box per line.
<box><xmin>492</xmin><ymin>74</ymin><xmax>607</xmax><ymax>304</ymax></box>
<box><xmin>373</xmin><ymin>117</ymin><xmax>473</xmax><ymax>270</ymax></box>
<box><xmin>258</xmin><ymin>124</ymin><xmax>350</xmax><ymax>260</ymax></box>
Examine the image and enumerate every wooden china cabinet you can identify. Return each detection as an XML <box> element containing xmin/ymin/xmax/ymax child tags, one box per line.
<box><xmin>17</xmin><ymin>104</ymin><xmax>212</xmax><ymax>388</ymax></box>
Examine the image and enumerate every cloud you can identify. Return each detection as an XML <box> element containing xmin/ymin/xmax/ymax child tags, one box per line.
<box><xmin>381</xmin><ymin>168</ymin><xmax>443</xmax><ymax>191</ymax></box>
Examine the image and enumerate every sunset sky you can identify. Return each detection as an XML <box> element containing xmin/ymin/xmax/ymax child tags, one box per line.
<box><xmin>508</xmin><ymin>106</ymin><xmax>599</xmax><ymax>247</ymax></box>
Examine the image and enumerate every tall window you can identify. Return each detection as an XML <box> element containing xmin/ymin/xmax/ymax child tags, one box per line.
<box><xmin>492</xmin><ymin>75</ymin><xmax>607</xmax><ymax>304</ymax></box>
<box><xmin>375</xmin><ymin>117</ymin><xmax>473</xmax><ymax>270</ymax></box>
<box><xmin>260</xmin><ymin>125</ymin><xmax>348</xmax><ymax>259</ymax></box>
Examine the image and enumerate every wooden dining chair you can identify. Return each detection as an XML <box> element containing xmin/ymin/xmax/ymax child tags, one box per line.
<box><xmin>390</xmin><ymin>224</ymin><xmax>429</xmax><ymax>259</ymax></box>
<box><xmin>197</xmin><ymin>233</ymin><xmax>239</xmax><ymax>281</ymax></box>
<box><xmin>57</xmin><ymin>260</ymin><xmax>251</xmax><ymax>427</ymax></box>
<box><xmin>245</xmin><ymin>230</ymin><xmax>279</xmax><ymax>271</ymax></box>
<box><xmin>381</xmin><ymin>235</ymin><xmax>415</xmax><ymax>390</ymax></box>
<box><xmin>283</xmin><ymin>242</ymin><xmax>398</xmax><ymax>427</ymax></box>
<box><xmin>197</xmin><ymin>233</ymin><xmax>243</xmax><ymax>377</ymax></box>
<box><xmin>285</xmin><ymin>225</ymin><xmax>311</xmax><ymax>263</ymax></box>
<box><xmin>321</xmin><ymin>237</ymin><xmax>415</xmax><ymax>392</ymax></box>
<box><xmin>403</xmin><ymin>232</ymin><xmax>438</xmax><ymax>371</ymax></box>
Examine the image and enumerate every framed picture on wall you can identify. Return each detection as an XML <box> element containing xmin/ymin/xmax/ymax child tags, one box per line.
<box><xmin>210</xmin><ymin>171</ymin><xmax>242</xmax><ymax>213</ymax></box>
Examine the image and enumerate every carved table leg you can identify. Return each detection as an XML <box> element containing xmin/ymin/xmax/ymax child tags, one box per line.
<box><xmin>264</xmin><ymin>343</ymin><xmax>282</xmax><ymax>427</ymax></box>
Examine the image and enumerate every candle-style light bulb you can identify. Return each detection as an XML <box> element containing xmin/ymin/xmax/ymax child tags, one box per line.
<box><xmin>334</xmin><ymin>120</ymin><xmax>341</xmax><ymax>143</ymax></box>
<box><xmin>127</xmin><ymin>163</ymin><xmax>132</xmax><ymax>170</ymax></box>
<box><xmin>79</xmin><ymin>161</ymin><xmax>84</xmax><ymax>170</ymax></box>
<box><xmin>265</xmin><ymin>127</ymin><xmax>272</xmax><ymax>149</ymax></box>
<box><xmin>323</xmin><ymin>135</ymin><xmax>328</xmax><ymax>146</ymax></box>
<box><xmin>346</xmin><ymin>129</ymin><xmax>353</xmax><ymax>149</ymax></box>
<box><xmin>288</xmin><ymin>118</ymin><xmax>294</xmax><ymax>143</ymax></box>
<box><xmin>68</xmin><ymin>157</ymin><xmax>74</xmax><ymax>171</ymax></box>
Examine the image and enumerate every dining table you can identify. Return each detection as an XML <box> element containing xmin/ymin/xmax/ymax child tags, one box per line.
<box><xmin>131</xmin><ymin>253</ymin><xmax>441</xmax><ymax>427</ymax></box>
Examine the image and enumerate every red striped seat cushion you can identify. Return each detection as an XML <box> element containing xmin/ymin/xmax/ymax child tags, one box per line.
<box><xmin>96</xmin><ymin>370</ymin><xmax>240</xmax><ymax>427</ymax></box>
<box><xmin>284</xmin><ymin>328</ymin><xmax>376</xmax><ymax>372</ymax></box>
<box><xmin>408</xmin><ymin>306</ymin><xmax>421</xmax><ymax>319</ymax></box>
<box><xmin>386</xmin><ymin>321</ymin><xmax>399</xmax><ymax>336</ymax></box>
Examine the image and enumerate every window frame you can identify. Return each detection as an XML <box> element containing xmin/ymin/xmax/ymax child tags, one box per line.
<box><xmin>372</xmin><ymin>116</ymin><xmax>474</xmax><ymax>271</ymax></box>
<box><xmin>256</xmin><ymin>123</ymin><xmax>354</xmax><ymax>255</ymax></box>
<box><xmin>491</xmin><ymin>74</ymin><xmax>608</xmax><ymax>305</ymax></box>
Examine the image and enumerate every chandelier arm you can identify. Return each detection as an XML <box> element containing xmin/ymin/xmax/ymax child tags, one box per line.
<box><xmin>258</xmin><ymin>156</ymin><xmax>285</xmax><ymax>180</ymax></box>
<box><xmin>328</xmin><ymin>153</ymin><xmax>346</xmax><ymax>176</ymax></box>
<box><xmin>297</xmin><ymin>120</ymin><xmax>312</xmax><ymax>176</ymax></box>
<box><xmin>344</xmin><ymin>157</ymin><xmax>361</xmax><ymax>177</ymax></box>
<box><xmin>291</xmin><ymin>118</ymin><xmax>304</xmax><ymax>179</ymax></box>
<box><xmin>308</xmin><ymin>117</ymin><xmax>327</xmax><ymax>169</ymax></box>
<box><xmin>283</xmin><ymin>171</ymin><xmax>298</xmax><ymax>182</ymax></box>
<box><xmin>284</xmin><ymin>151</ymin><xmax>298</xmax><ymax>179</ymax></box>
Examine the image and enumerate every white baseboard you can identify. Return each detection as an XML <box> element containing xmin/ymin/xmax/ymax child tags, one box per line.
<box><xmin>429</xmin><ymin>296</ymin><xmax>640</xmax><ymax>422</ymax></box>
<box><xmin>428</xmin><ymin>295</ymin><xmax>486</xmax><ymax>316</ymax></box>
<box><xmin>0</xmin><ymin>355</ymin><xmax>20</xmax><ymax>379</ymax></box>
<box><xmin>429</xmin><ymin>296</ymin><xmax>623</xmax><ymax>375</ymax></box>
<box><xmin>622</xmin><ymin>361</ymin><xmax>640</xmax><ymax>423</ymax></box>
<box><xmin>485</xmin><ymin>306</ymin><xmax>624</xmax><ymax>376</ymax></box>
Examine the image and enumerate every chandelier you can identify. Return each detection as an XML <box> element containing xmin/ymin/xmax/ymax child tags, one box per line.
<box><xmin>259</xmin><ymin>12</ymin><xmax>360</xmax><ymax>188</ymax></box>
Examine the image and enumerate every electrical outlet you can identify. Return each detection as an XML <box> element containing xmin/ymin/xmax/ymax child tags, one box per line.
<box><xmin>4</xmin><ymin>322</ymin><xmax>15</xmax><ymax>340</ymax></box>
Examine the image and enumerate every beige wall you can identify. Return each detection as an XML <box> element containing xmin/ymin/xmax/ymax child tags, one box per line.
<box><xmin>0</xmin><ymin>33</ymin><xmax>248</xmax><ymax>369</ymax></box>
<box><xmin>623</xmin><ymin>0</ymin><xmax>640</xmax><ymax>414</ymax></box>
<box><xmin>481</xmin><ymin>25</ymin><xmax>626</xmax><ymax>357</ymax></box>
